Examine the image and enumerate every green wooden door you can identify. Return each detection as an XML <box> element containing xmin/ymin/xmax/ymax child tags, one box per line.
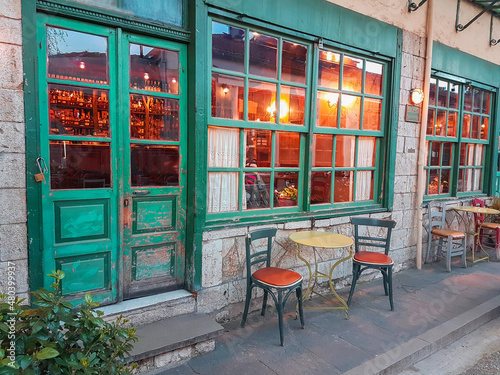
<box><xmin>36</xmin><ymin>15</ymin><xmax>186</xmax><ymax>304</ymax></box>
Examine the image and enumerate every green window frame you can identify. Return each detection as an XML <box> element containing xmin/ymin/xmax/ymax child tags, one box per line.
<box><xmin>425</xmin><ymin>76</ymin><xmax>493</xmax><ymax>198</ymax></box>
<box><xmin>207</xmin><ymin>18</ymin><xmax>393</xmax><ymax>219</ymax></box>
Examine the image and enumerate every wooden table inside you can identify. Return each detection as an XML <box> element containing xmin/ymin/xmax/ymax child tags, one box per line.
<box><xmin>289</xmin><ymin>231</ymin><xmax>354</xmax><ymax>317</ymax></box>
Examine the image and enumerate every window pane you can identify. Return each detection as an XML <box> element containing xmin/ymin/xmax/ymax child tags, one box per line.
<box><xmin>357</xmin><ymin>137</ymin><xmax>376</xmax><ymax>167</ymax></box>
<box><xmin>274</xmin><ymin>172</ymin><xmax>299</xmax><ymax>207</ymax></box>
<box><xmin>436</xmin><ymin>110</ymin><xmax>446</xmax><ymax>136</ymax></box>
<box><xmin>130</xmin><ymin>44</ymin><xmax>179</xmax><ymax>94</ymax></box>
<box><xmin>47</xmin><ymin>27</ymin><xmax>108</xmax><ymax>84</ymax></box>
<box><xmin>474</xmin><ymin>169</ymin><xmax>482</xmax><ymax>191</ymax></box>
<box><xmin>442</xmin><ymin>143</ymin><xmax>452</xmax><ymax>166</ymax></box>
<box><xmin>462</xmin><ymin>114</ymin><xmax>471</xmax><ymax>138</ymax></box>
<box><xmin>481</xmin><ymin>117</ymin><xmax>489</xmax><ymax>140</ymax></box>
<box><xmin>429</xmin><ymin>78</ymin><xmax>436</xmax><ymax>107</ymax></box>
<box><xmin>356</xmin><ymin>171</ymin><xmax>373</xmax><ymax>201</ymax></box>
<box><xmin>459</xmin><ymin>143</ymin><xmax>467</xmax><ymax>166</ymax></box>
<box><xmin>316</xmin><ymin>91</ymin><xmax>338</xmax><ymax>128</ymax></box>
<box><xmin>131</xmin><ymin>144</ymin><xmax>179</xmax><ymax>187</ymax></box>
<box><xmin>464</xmin><ymin>87</ymin><xmax>472</xmax><ymax>111</ymax></box>
<box><xmin>430</xmin><ymin>142</ymin><xmax>441</xmax><ymax>166</ymax></box>
<box><xmin>473</xmin><ymin>89</ymin><xmax>482</xmax><ymax>112</ymax></box>
<box><xmin>340</xmin><ymin>95</ymin><xmax>361</xmax><ymax>129</ymax></box>
<box><xmin>335</xmin><ymin>135</ymin><xmax>355</xmax><ymax>168</ymax></box>
<box><xmin>281</xmin><ymin>41</ymin><xmax>307</xmax><ymax>84</ymax></box>
<box><xmin>50</xmin><ymin>141</ymin><xmax>110</xmax><ymax>189</ymax></box>
<box><xmin>475</xmin><ymin>144</ymin><xmax>483</xmax><ymax>165</ymax></box>
<box><xmin>249</xmin><ymin>32</ymin><xmax>277</xmax><ymax>79</ymax></box>
<box><xmin>280</xmin><ymin>86</ymin><xmax>305</xmax><ymax>125</ymax></box>
<box><xmin>458</xmin><ymin>169</ymin><xmax>465</xmax><ymax>192</ymax></box>
<box><xmin>207</xmin><ymin>172</ymin><xmax>239</xmax><ymax>213</ymax></box>
<box><xmin>449</xmin><ymin>83</ymin><xmax>459</xmax><ymax>109</ymax></box>
<box><xmin>212</xmin><ymin>22</ymin><xmax>245</xmax><ymax>73</ymax></box>
<box><xmin>441</xmin><ymin>169</ymin><xmax>450</xmax><ymax>194</ymax></box>
<box><xmin>49</xmin><ymin>84</ymin><xmax>110</xmax><ymax>137</ymax></box>
<box><xmin>130</xmin><ymin>95</ymin><xmax>179</xmax><ymax>141</ymax></box>
<box><xmin>245</xmin><ymin>129</ymin><xmax>271</xmax><ymax>167</ymax></box>
<box><xmin>312</xmin><ymin>134</ymin><xmax>333</xmax><ymax>167</ymax></box>
<box><xmin>212</xmin><ymin>73</ymin><xmax>244</xmax><ymax>120</ymax></box>
<box><xmin>343</xmin><ymin>55</ymin><xmax>362</xmax><ymax>93</ymax></box>
<box><xmin>244</xmin><ymin>171</ymin><xmax>270</xmax><ymax>210</ymax></box>
<box><xmin>363</xmin><ymin>98</ymin><xmax>381</xmax><ymax>131</ymax></box>
<box><xmin>428</xmin><ymin>169</ymin><xmax>439</xmax><ymax>195</ymax></box>
<box><xmin>471</xmin><ymin>115</ymin><xmax>480</xmax><ymax>139</ymax></box>
<box><xmin>482</xmin><ymin>92</ymin><xmax>490</xmax><ymax>114</ymax></box>
<box><xmin>248</xmin><ymin>80</ymin><xmax>277</xmax><ymax>122</ymax></box>
<box><xmin>467</xmin><ymin>144</ymin><xmax>475</xmax><ymax>166</ymax></box>
<box><xmin>207</xmin><ymin>126</ymin><xmax>239</xmax><ymax>168</ymax></box>
<box><xmin>275</xmin><ymin>132</ymin><xmax>300</xmax><ymax>167</ymax></box>
<box><xmin>437</xmin><ymin>81</ymin><xmax>448</xmax><ymax>107</ymax></box>
<box><xmin>318</xmin><ymin>50</ymin><xmax>340</xmax><ymax>89</ymax></box>
<box><xmin>311</xmin><ymin>172</ymin><xmax>331</xmax><ymax>204</ymax></box>
<box><xmin>334</xmin><ymin>171</ymin><xmax>353</xmax><ymax>202</ymax></box>
<box><xmin>447</xmin><ymin>112</ymin><xmax>457</xmax><ymax>137</ymax></box>
<box><xmin>426</xmin><ymin>108</ymin><xmax>435</xmax><ymax>136</ymax></box>
<box><xmin>365</xmin><ymin>61</ymin><xmax>383</xmax><ymax>96</ymax></box>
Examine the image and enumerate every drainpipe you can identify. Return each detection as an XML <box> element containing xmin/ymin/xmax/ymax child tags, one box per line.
<box><xmin>415</xmin><ymin>0</ymin><xmax>434</xmax><ymax>269</ymax></box>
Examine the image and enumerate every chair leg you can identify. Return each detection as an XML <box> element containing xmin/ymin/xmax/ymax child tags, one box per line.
<box><xmin>461</xmin><ymin>238</ymin><xmax>467</xmax><ymax>268</ymax></box>
<box><xmin>296</xmin><ymin>286</ymin><xmax>304</xmax><ymax>328</ymax></box>
<box><xmin>388</xmin><ymin>266</ymin><xmax>394</xmax><ymax>311</ymax></box>
<box><xmin>277</xmin><ymin>290</ymin><xmax>284</xmax><ymax>346</ymax></box>
<box><xmin>496</xmin><ymin>227</ymin><xmax>500</xmax><ymax>260</ymax></box>
<box><xmin>261</xmin><ymin>290</ymin><xmax>268</xmax><ymax>316</ymax></box>
<box><xmin>241</xmin><ymin>284</ymin><xmax>253</xmax><ymax>328</ymax></box>
<box><xmin>382</xmin><ymin>270</ymin><xmax>388</xmax><ymax>296</ymax></box>
<box><xmin>347</xmin><ymin>263</ymin><xmax>360</xmax><ymax>306</ymax></box>
<box><xmin>425</xmin><ymin>233</ymin><xmax>433</xmax><ymax>263</ymax></box>
<box><xmin>446</xmin><ymin>236</ymin><xmax>452</xmax><ymax>272</ymax></box>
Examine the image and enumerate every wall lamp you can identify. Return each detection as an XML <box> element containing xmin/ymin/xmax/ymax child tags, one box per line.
<box><xmin>410</xmin><ymin>88</ymin><xmax>424</xmax><ymax>105</ymax></box>
<box><xmin>221</xmin><ymin>83</ymin><xmax>229</xmax><ymax>95</ymax></box>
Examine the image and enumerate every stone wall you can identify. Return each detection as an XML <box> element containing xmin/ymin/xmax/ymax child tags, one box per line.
<box><xmin>196</xmin><ymin>30</ymin><xmax>432</xmax><ymax>322</ymax></box>
<box><xmin>0</xmin><ymin>0</ymin><xmax>28</xmax><ymax>301</ymax></box>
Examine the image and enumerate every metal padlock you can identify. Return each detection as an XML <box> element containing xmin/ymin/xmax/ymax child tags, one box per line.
<box><xmin>35</xmin><ymin>157</ymin><xmax>48</xmax><ymax>184</ymax></box>
<box><xmin>34</xmin><ymin>173</ymin><xmax>45</xmax><ymax>183</ymax></box>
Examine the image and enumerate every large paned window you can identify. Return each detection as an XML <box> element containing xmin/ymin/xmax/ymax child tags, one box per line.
<box><xmin>425</xmin><ymin>77</ymin><xmax>493</xmax><ymax>197</ymax></box>
<box><xmin>207</xmin><ymin>20</ymin><xmax>390</xmax><ymax>217</ymax></box>
<box><xmin>208</xmin><ymin>22</ymin><xmax>308</xmax><ymax>213</ymax></box>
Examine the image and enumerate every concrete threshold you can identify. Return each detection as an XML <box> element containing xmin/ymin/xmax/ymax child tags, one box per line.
<box><xmin>344</xmin><ymin>295</ymin><xmax>500</xmax><ymax>375</ymax></box>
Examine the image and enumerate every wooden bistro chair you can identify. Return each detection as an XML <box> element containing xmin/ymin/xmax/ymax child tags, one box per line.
<box><xmin>425</xmin><ymin>201</ymin><xmax>467</xmax><ymax>272</ymax></box>
<box><xmin>241</xmin><ymin>228</ymin><xmax>304</xmax><ymax>346</ymax></box>
<box><xmin>472</xmin><ymin>198</ymin><xmax>500</xmax><ymax>257</ymax></box>
<box><xmin>347</xmin><ymin>217</ymin><xmax>397</xmax><ymax>311</ymax></box>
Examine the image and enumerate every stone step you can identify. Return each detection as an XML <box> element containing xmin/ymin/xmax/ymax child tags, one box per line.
<box><xmin>127</xmin><ymin>313</ymin><xmax>225</xmax><ymax>373</ymax></box>
<box><xmin>99</xmin><ymin>290</ymin><xmax>196</xmax><ymax>326</ymax></box>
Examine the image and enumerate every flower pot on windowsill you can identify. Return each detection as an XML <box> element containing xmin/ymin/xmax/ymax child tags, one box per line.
<box><xmin>278</xmin><ymin>198</ymin><xmax>296</xmax><ymax>207</ymax></box>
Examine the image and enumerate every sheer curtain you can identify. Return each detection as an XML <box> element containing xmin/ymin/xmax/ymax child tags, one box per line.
<box><xmin>356</xmin><ymin>137</ymin><xmax>375</xmax><ymax>201</ymax></box>
<box><xmin>207</xmin><ymin>127</ymin><xmax>239</xmax><ymax>213</ymax></box>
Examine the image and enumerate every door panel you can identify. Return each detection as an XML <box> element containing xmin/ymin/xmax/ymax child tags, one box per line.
<box><xmin>122</xmin><ymin>34</ymin><xmax>187</xmax><ymax>299</ymax></box>
<box><xmin>37</xmin><ymin>16</ymin><xmax>187</xmax><ymax>304</ymax></box>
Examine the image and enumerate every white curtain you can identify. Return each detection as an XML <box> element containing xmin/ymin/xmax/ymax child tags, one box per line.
<box><xmin>356</xmin><ymin>137</ymin><xmax>375</xmax><ymax>201</ymax></box>
<box><xmin>207</xmin><ymin>127</ymin><xmax>239</xmax><ymax>213</ymax></box>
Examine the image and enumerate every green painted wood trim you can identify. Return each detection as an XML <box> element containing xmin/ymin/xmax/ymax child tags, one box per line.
<box><xmin>24</xmin><ymin>0</ymin><xmax>44</xmax><ymax>294</ymax></box>
<box><xmin>488</xmin><ymin>89</ymin><xmax>500</xmax><ymax>195</ymax></box>
<box><xmin>384</xmin><ymin>29</ymin><xmax>403</xmax><ymax>210</ymax></box>
<box><xmin>36</xmin><ymin>0</ymin><xmax>190</xmax><ymax>42</ymax></box>
<box><xmin>204</xmin><ymin>0</ymin><xmax>399</xmax><ymax>58</ymax></box>
<box><xmin>186</xmin><ymin>0</ymin><xmax>209</xmax><ymax>291</ymax></box>
<box><xmin>432</xmin><ymin>42</ymin><xmax>500</xmax><ymax>88</ymax></box>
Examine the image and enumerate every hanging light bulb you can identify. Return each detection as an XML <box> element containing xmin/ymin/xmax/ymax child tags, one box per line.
<box><xmin>143</xmin><ymin>72</ymin><xmax>150</xmax><ymax>80</ymax></box>
<box><xmin>79</xmin><ymin>61</ymin><xmax>86</xmax><ymax>69</ymax></box>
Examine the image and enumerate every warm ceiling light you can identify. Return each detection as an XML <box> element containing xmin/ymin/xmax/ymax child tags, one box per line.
<box><xmin>221</xmin><ymin>83</ymin><xmax>229</xmax><ymax>95</ymax></box>
<box><xmin>79</xmin><ymin>61</ymin><xmax>86</xmax><ymax>69</ymax></box>
<box><xmin>326</xmin><ymin>92</ymin><xmax>339</xmax><ymax>108</ymax></box>
<box><xmin>341</xmin><ymin>94</ymin><xmax>357</xmax><ymax>108</ymax></box>
<box><xmin>410</xmin><ymin>88</ymin><xmax>424</xmax><ymax>104</ymax></box>
<box><xmin>267</xmin><ymin>99</ymin><xmax>289</xmax><ymax>119</ymax></box>
<box><xmin>326</xmin><ymin>52</ymin><xmax>333</xmax><ymax>62</ymax></box>
<box><xmin>143</xmin><ymin>72</ymin><xmax>150</xmax><ymax>80</ymax></box>
<box><xmin>172</xmin><ymin>78</ymin><xmax>177</xmax><ymax>83</ymax></box>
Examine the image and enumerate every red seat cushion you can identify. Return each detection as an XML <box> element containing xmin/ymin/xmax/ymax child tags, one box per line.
<box><xmin>253</xmin><ymin>267</ymin><xmax>302</xmax><ymax>287</ymax></box>
<box><xmin>354</xmin><ymin>251</ymin><xmax>393</xmax><ymax>265</ymax></box>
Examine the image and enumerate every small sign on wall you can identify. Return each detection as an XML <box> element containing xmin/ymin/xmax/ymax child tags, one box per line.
<box><xmin>405</xmin><ymin>105</ymin><xmax>421</xmax><ymax>123</ymax></box>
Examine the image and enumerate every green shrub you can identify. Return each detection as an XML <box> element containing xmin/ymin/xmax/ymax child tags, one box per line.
<box><xmin>0</xmin><ymin>271</ymin><xmax>138</xmax><ymax>374</ymax></box>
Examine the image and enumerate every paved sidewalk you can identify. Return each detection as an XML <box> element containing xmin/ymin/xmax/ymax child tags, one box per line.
<box><xmin>154</xmin><ymin>259</ymin><xmax>500</xmax><ymax>375</ymax></box>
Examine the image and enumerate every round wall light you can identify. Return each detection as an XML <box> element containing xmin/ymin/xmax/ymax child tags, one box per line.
<box><xmin>410</xmin><ymin>88</ymin><xmax>424</xmax><ymax>105</ymax></box>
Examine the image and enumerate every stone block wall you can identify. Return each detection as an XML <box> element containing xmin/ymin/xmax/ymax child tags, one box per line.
<box><xmin>0</xmin><ymin>0</ymin><xmax>28</xmax><ymax>301</ymax></box>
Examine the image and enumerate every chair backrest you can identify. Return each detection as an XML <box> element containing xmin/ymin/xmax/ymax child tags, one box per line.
<box><xmin>350</xmin><ymin>217</ymin><xmax>397</xmax><ymax>255</ymax></box>
<box><xmin>245</xmin><ymin>228</ymin><xmax>277</xmax><ymax>277</ymax></box>
<box><xmin>472</xmin><ymin>198</ymin><xmax>485</xmax><ymax>225</ymax></box>
<box><xmin>427</xmin><ymin>201</ymin><xmax>447</xmax><ymax>232</ymax></box>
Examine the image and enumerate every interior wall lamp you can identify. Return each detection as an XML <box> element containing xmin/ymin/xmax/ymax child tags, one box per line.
<box><xmin>410</xmin><ymin>88</ymin><xmax>424</xmax><ymax>105</ymax></box>
<box><xmin>222</xmin><ymin>83</ymin><xmax>229</xmax><ymax>95</ymax></box>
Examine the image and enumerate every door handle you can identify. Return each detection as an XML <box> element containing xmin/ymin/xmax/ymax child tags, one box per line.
<box><xmin>133</xmin><ymin>190</ymin><xmax>150</xmax><ymax>195</ymax></box>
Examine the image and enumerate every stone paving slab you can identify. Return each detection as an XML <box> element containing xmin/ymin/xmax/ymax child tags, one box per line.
<box><xmin>154</xmin><ymin>260</ymin><xmax>500</xmax><ymax>375</ymax></box>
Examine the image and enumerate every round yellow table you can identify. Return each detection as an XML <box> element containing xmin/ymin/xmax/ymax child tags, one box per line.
<box><xmin>289</xmin><ymin>231</ymin><xmax>354</xmax><ymax>318</ymax></box>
